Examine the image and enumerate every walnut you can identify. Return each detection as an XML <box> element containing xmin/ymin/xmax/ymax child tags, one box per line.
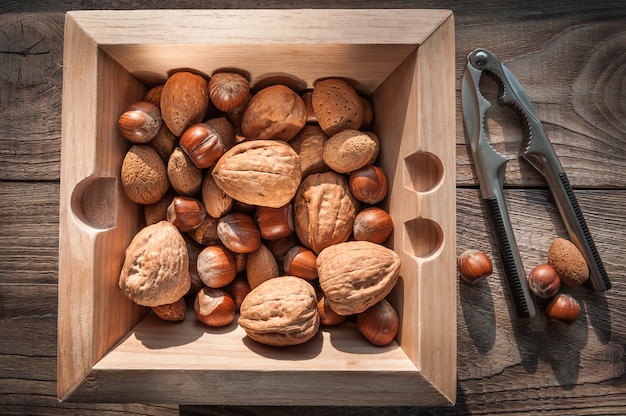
<box><xmin>238</xmin><ymin>276</ymin><xmax>320</xmax><ymax>347</ymax></box>
<box><xmin>293</xmin><ymin>171</ymin><xmax>359</xmax><ymax>254</ymax></box>
<box><xmin>119</xmin><ymin>221</ymin><xmax>191</xmax><ymax>307</ymax></box>
<box><xmin>211</xmin><ymin>140</ymin><xmax>302</xmax><ymax>208</ymax></box>
<box><xmin>317</xmin><ymin>241</ymin><xmax>401</xmax><ymax>316</ymax></box>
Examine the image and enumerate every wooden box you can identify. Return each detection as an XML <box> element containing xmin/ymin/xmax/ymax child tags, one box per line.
<box><xmin>58</xmin><ymin>9</ymin><xmax>456</xmax><ymax>406</ymax></box>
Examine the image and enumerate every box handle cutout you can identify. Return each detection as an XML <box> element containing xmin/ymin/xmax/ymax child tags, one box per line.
<box><xmin>403</xmin><ymin>151</ymin><xmax>443</xmax><ymax>193</ymax></box>
<box><xmin>403</xmin><ymin>217</ymin><xmax>443</xmax><ymax>259</ymax></box>
<box><xmin>70</xmin><ymin>176</ymin><xmax>118</xmax><ymax>230</ymax></box>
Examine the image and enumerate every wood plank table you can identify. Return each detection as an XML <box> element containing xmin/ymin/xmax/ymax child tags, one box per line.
<box><xmin>1</xmin><ymin>1</ymin><xmax>624</xmax><ymax>415</ymax></box>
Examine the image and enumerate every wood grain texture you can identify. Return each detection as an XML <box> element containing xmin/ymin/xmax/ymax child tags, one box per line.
<box><xmin>2</xmin><ymin>187</ymin><xmax>624</xmax><ymax>414</ymax></box>
<box><xmin>0</xmin><ymin>0</ymin><xmax>624</xmax><ymax>415</ymax></box>
<box><xmin>455</xmin><ymin>17</ymin><xmax>626</xmax><ymax>188</ymax></box>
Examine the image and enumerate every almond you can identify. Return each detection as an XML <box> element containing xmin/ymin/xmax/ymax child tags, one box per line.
<box><xmin>547</xmin><ymin>238</ymin><xmax>589</xmax><ymax>287</ymax></box>
<box><xmin>160</xmin><ymin>71</ymin><xmax>209</xmax><ymax>136</ymax></box>
<box><xmin>323</xmin><ymin>129</ymin><xmax>379</xmax><ymax>174</ymax></box>
<box><xmin>121</xmin><ymin>144</ymin><xmax>169</xmax><ymax>205</ymax></box>
<box><xmin>312</xmin><ymin>78</ymin><xmax>363</xmax><ymax>137</ymax></box>
<box><xmin>241</xmin><ymin>84</ymin><xmax>306</xmax><ymax>141</ymax></box>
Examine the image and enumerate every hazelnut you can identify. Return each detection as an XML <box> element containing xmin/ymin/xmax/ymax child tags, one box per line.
<box><xmin>359</xmin><ymin>96</ymin><xmax>374</xmax><ymax>130</ymax></box>
<box><xmin>194</xmin><ymin>287</ymin><xmax>236</xmax><ymax>327</ymax></box>
<box><xmin>548</xmin><ymin>238</ymin><xmax>589</xmax><ymax>288</ymax></box>
<box><xmin>356</xmin><ymin>299</ymin><xmax>399</xmax><ymax>347</ymax></box>
<box><xmin>353</xmin><ymin>207</ymin><xmax>393</xmax><ymax>244</ymax></box>
<box><xmin>255</xmin><ymin>204</ymin><xmax>294</xmax><ymax>240</ymax></box>
<box><xmin>301</xmin><ymin>91</ymin><xmax>317</xmax><ymax>124</ymax></box>
<box><xmin>184</xmin><ymin>235</ymin><xmax>205</xmax><ymax>297</ymax></box>
<box><xmin>545</xmin><ymin>293</ymin><xmax>580</xmax><ymax>324</ymax></box>
<box><xmin>143</xmin><ymin>85</ymin><xmax>163</xmax><ymax>109</ymax></box>
<box><xmin>284</xmin><ymin>246</ymin><xmax>318</xmax><ymax>280</ymax></box>
<box><xmin>187</xmin><ymin>215</ymin><xmax>220</xmax><ymax>246</ymax></box>
<box><xmin>149</xmin><ymin>124</ymin><xmax>177</xmax><ymax>162</ymax></box>
<box><xmin>179</xmin><ymin>122</ymin><xmax>231</xmax><ymax>170</ymax></box>
<box><xmin>208</xmin><ymin>72</ymin><xmax>250</xmax><ymax>112</ymax></box>
<box><xmin>457</xmin><ymin>249</ymin><xmax>492</xmax><ymax>284</ymax></box>
<box><xmin>197</xmin><ymin>245</ymin><xmax>238</xmax><ymax>289</ymax></box>
<box><xmin>225</xmin><ymin>94</ymin><xmax>251</xmax><ymax>144</ymax></box>
<box><xmin>266</xmin><ymin>234</ymin><xmax>299</xmax><ymax>266</ymax></box>
<box><xmin>217</xmin><ymin>212</ymin><xmax>262</xmax><ymax>254</ymax></box>
<box><xmin>144</xmin><ymin>191</ymin><xmax>176</xmax><ymax>226</ymax></box>
<box><xmin>228</xmin><ymin>275</ymin><xmax>252</xmax><ymax>310</ymax></box>
<box><xmin>166</xmin><ymin>196</ymin><xmax>207</xmax><ymax>232</ymax></box>
<box><xmin>349</xmin><ymin>164</ymin><xmax>389</xmax><ymax>204</ymax></box>
<box><xmin>317</xmin><ymin>295</ymin><xmax>346</xmax><ymax>326</ymax></box>
<box><xmin>528</xmin><ymin>264</ymin><xmax>561</xmax><ymax>299</ymax></box>
<box><xmin>152</xmin><ymin>297</ymin><xmax>186</xmax><ymax>322</ymax></box>
<box><xmin>118</xmin><ymin>101</ymin><xmax>162</xmax><ymax>144</ymax></box>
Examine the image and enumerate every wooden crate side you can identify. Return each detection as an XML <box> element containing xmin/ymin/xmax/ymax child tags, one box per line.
<box><xmin>371</xmin><ymin>13</ymin><xmax>456</xmax><ymax>405</ymax></box>
<box><xmin>413</xmin><ymin>14</ymin><xmax>457</xmax><ymax>404</ymax></box>
<box><xmin>58</xmin><ymin>13</ymin><xmax>100</xmax><ymax>401</ymax></box>
<box><xmin>58</xmin><ymin>14</ymin><xmax>146</xmax><ymax>400</ymax></box>
<box><xmin>66</xmin><ymin>9</ymin><xmax>453</xmax><ymax>46</ymax></box>
<box><xmin>92</xmin><ymin>49</ymin><xmax>147</xmax><ymax>364</ymax></box>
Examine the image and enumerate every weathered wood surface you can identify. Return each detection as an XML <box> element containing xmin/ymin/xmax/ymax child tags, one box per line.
<box><xmin>0</xmin><ymin>0</ymin><xmax>624</xmax><ymax>415</ymax></box>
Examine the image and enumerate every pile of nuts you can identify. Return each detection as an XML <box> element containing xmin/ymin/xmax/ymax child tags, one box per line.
<box><xmin>117</xmin><ymin>70</ymin><xmax>401</xmax><ymax>348</ymax></box>
<box><xmin>458</xmin><ymin>237</ymin><xmax>588</xmax><ymax>324</ymax></box>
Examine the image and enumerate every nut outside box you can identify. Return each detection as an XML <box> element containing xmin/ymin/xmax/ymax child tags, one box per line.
<box><xmin>59</xmin><ymin>9</ymin><xmax>456</xmax><ymax>406</ymax></box>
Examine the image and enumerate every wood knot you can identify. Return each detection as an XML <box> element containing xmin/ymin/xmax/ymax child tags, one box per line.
<box><xmin>0</xmin><ymin>19</ymin><xmax>52</xmax><ymax>87</ymax></box>
<box><xmin>573</xmin><ymin>31</ymin><xmax>626</xmax><ymax>139</ymax></box>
